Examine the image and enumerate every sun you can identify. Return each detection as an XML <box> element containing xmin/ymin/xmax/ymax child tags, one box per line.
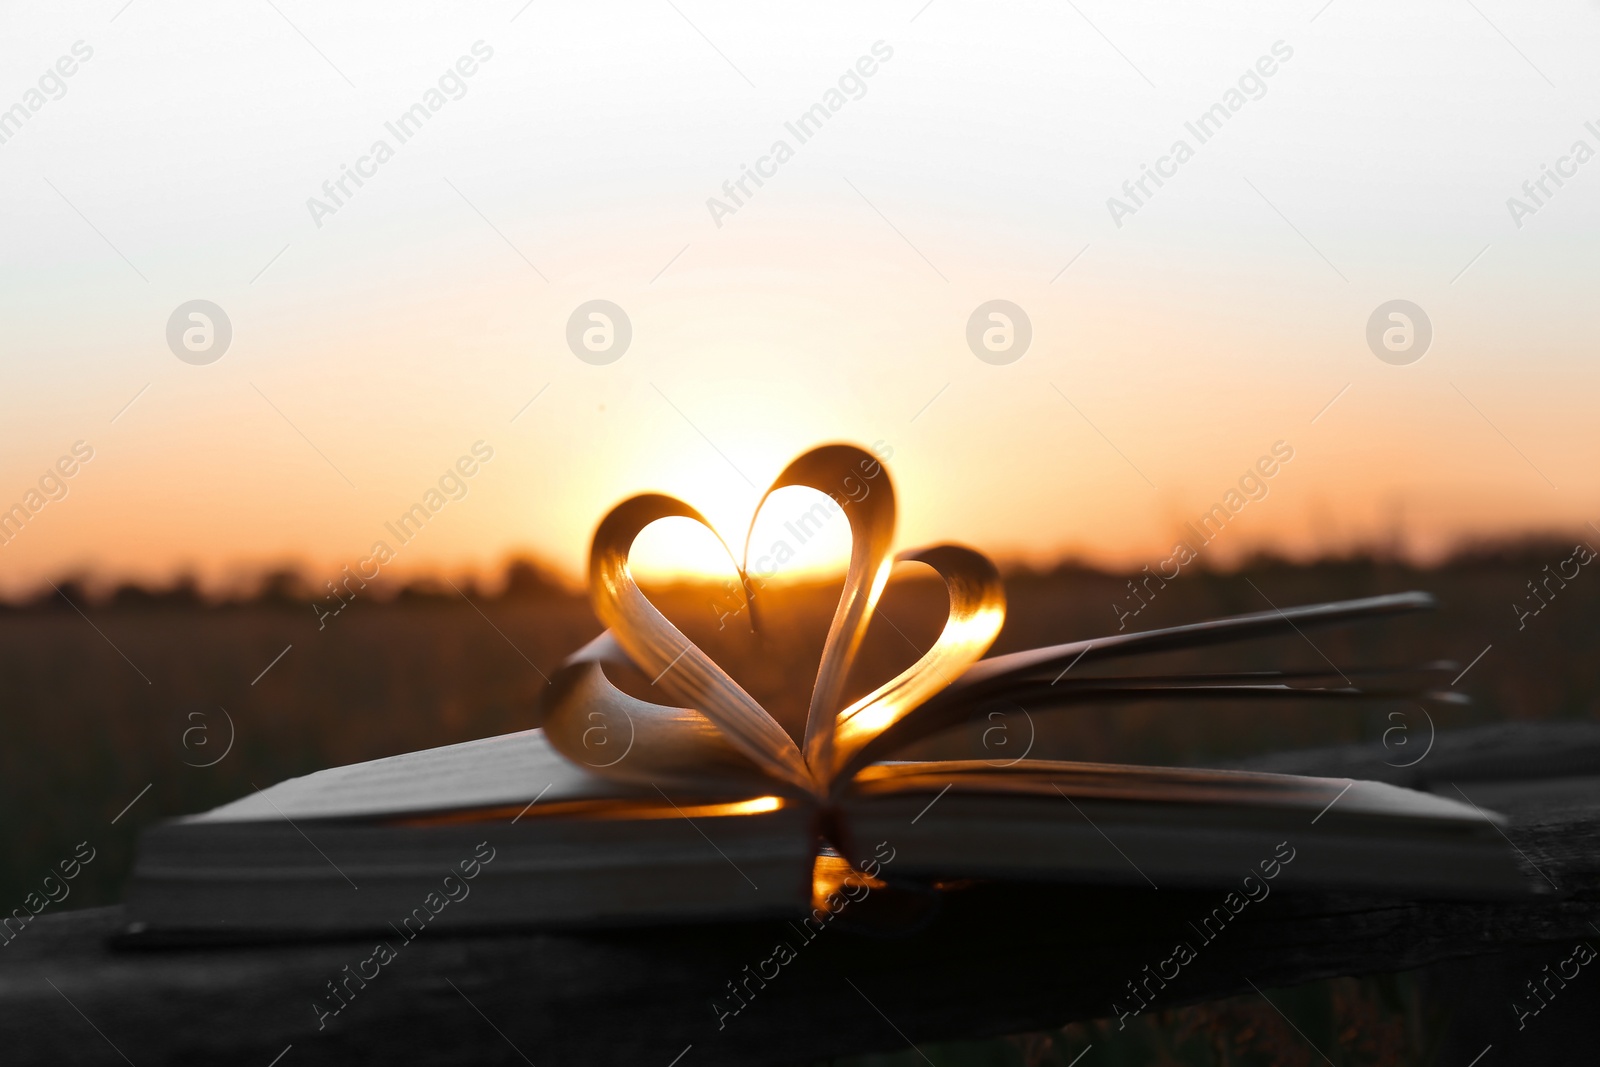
<box><xmin>625</xmin><ymin>484</ymin><xmax>855</xmax><ymax>583</ymax></box>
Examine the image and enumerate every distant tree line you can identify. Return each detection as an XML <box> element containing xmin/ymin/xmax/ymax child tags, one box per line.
<box><xmin>6</xmin><ymin>533</ymin><xmax>1593</xmax><ymax>611</ymax></box>
<box><xmin>6</xmin><ymin>556</ymin><xmax>576</xmax><ymax>611</ymax></box>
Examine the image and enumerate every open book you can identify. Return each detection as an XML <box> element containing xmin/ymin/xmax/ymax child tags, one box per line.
<box><xmin>125</xmin><ymin>445</ymin><xmax>1531</xmax><ymax>938</ymax></box>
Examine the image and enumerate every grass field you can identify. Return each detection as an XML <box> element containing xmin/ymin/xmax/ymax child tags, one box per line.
<box><xmin>5</xmin><ymin>542</ymin><xmax>1594</xmax><ymax>912</ymax></box>
<box><xmin>2</xmin><ymin>545</ymin><xmax>1594</xmax><ymax>1063</ymax></box>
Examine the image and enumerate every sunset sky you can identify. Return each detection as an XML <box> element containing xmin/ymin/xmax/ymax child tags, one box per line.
<box><xmin>2</xmin><ymin>0</ymin><xmax>1598</xmax><ymax>595</ymax></box>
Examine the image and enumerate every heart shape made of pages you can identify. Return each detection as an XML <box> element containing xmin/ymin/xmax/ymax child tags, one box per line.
<box><xmin>540</xmin><ymin>443</ymin><xmax>1007</xmax><ymax>801</ymax></box>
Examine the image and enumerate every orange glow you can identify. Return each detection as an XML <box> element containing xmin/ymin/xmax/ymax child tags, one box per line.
<box><xmin>811</xmin><ymin>851</ymin><xmax>888</xmax><ymax>913</ymax></box>
<box><xmin>696</xmin><ymin>795</ymin><xmax>785</xmax><ymax>817</ymax></box>
<box><xmin>4</xmin><ymin>207</ymin><xmax>1595</xmax><ymax>597</ymax></box>
<box><xmin>396</xmin><ymin>795</ymin><xmax>784</xmax><ymax>826</ymax></box>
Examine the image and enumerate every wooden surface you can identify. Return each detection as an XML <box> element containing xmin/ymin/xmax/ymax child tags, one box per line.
<box><xmin>4</xmin><ymin>722</ymin><xmax>1599</xmax><ymax>1065</ymax></box>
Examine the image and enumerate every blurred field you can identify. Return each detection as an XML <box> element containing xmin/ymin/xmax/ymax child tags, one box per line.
<box><xmin>2</xmin><ymin>541</ymin><xmax>1597</xmax><ymax>919</ymax></box>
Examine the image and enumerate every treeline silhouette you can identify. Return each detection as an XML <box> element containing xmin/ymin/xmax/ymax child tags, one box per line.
<box><xmin>8</xmin><ymin>534</ymin><xmax>1593</xmax><ymax>611</ymax></box>
<box><xmin>4</xmin><ymin>556</ymin><xmax>575</xmax><ymax>611</ymax></box>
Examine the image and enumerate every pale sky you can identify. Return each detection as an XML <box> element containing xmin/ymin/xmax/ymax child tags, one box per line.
<box><xmin>2</xmin><ymin>0</ymin><xmax>1597</xmax><ymax>593</ymax></box>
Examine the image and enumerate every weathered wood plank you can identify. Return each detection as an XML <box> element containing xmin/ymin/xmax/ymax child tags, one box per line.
<box><xmin>3</xmin><ymin>723</ymin><xmax>1598</xmax><ymax>1065</ymax></box>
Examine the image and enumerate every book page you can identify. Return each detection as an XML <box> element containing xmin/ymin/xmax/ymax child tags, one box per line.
<box><xmin>852</xmin><ymin>759</ymin><xmax>1503</xmax><ymax>825</ymax></box>
<box><xmin>191</xmin><ymin>729</ymin><xmax>640</xmax><ymax>823</ymax></box>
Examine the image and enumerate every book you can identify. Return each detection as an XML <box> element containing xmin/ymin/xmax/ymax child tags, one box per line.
<box><xmin>124</xmin><ymin>444</ymin><xmax>1532</xmax><ymax>938</ymax></box>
